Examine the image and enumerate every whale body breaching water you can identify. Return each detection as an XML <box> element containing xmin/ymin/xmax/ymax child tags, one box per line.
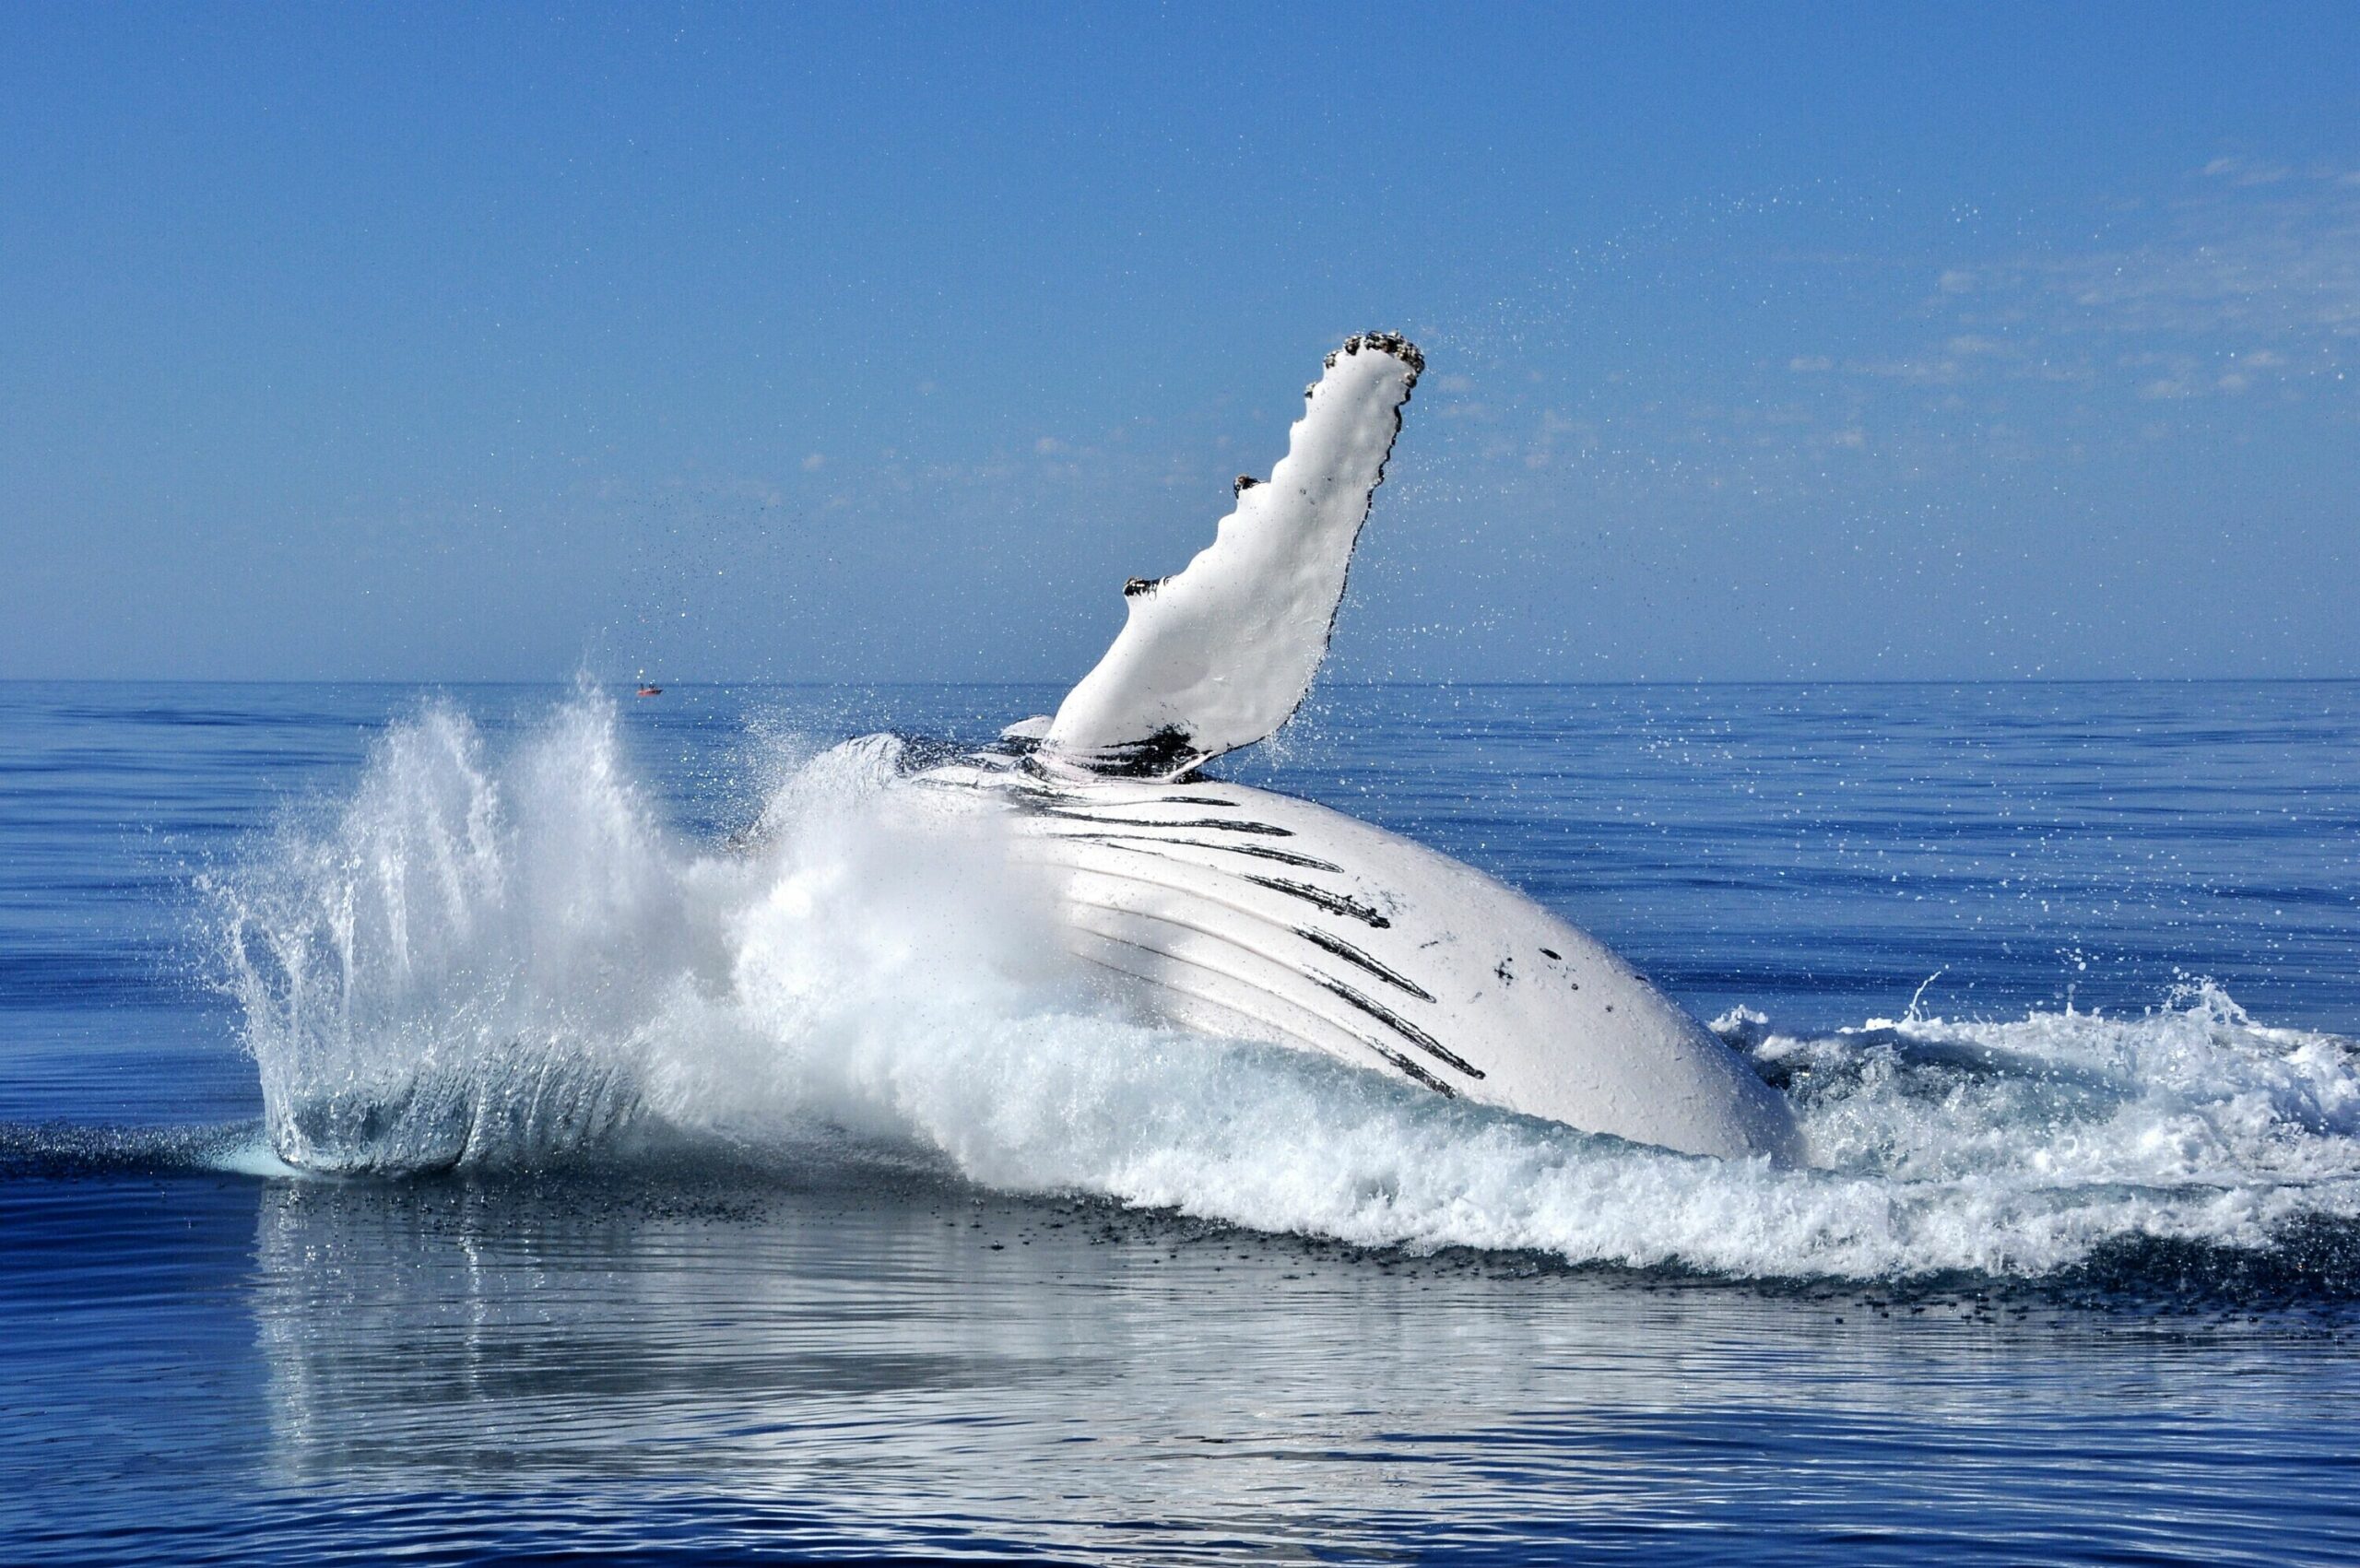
<box><xmin>880</xmin><ymin>334</ymin><xmax>1802</xmax><ymax>1164</ymax></box>
<box><xmin>206</xmin><ymin>353</ymin><xmax>2360</xmax><ymax>1275</ymax></box>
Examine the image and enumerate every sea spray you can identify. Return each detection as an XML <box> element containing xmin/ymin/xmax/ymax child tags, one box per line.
<box><xmin>211</xmin><ymin>691</ymin><xmax>2360</xmax><ymax>1279</ymax></box>
<box><xmin>213</xmin><ymin>695</ymin><xmax>676</xmax><ymax>1170</ymax></box>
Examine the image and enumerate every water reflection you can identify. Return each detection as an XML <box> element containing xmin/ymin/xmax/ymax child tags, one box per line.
<box><xmin>247</xmin><ymin>1172</ymin><xmax>2357</xmax><ymax>1562</ymax></box>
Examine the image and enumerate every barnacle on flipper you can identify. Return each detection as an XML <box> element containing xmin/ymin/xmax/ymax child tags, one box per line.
<box><xmin>1324</xmin><ymin>331</ymin><xmax>1424</xmax><ymax>387</ymax></box>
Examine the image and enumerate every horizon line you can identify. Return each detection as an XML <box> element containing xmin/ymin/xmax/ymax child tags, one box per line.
<box><xmin>6</xmin><ymin>676</ymin><xmax>2359</xmax><ymax>690</ymax></box>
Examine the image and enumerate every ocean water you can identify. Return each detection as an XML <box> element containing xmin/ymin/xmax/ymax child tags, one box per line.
<box><xmin>5</xmin><ymin>678</ymin><xmax>2358</xmax><ymax>1564</ymax></box>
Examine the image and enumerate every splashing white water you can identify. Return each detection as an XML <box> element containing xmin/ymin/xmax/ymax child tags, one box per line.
<box><xmin>211</xmin><ymin>692</ymin><xmax>2360</xmax><ymax>1279</ymax></box>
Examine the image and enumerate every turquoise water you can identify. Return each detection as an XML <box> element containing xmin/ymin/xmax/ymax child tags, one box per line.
<box><xmin>5</xmin><ymin>680</ymin><xmax>2357</xmax><ymax>1562</ymax></box>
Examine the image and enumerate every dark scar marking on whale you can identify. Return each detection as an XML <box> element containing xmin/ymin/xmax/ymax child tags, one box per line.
<box><xmin>1540</xmin><ymin>948</ymin><xmax>1562</xmax><ymax>960</ymax></box>
<box><xmin>1241</xmin><ymin>876</ymin><xmax>1390</xmax><ymax>928</ymax></box>
<box><xmin>1068</xmin><ymin>931</ymin><xmax>1454</xmax><ymax>1097</ymax></box>
<box><xmin>1050</xmin><ymin>832</ymin><xmax>1345</xmax><ymax>874</ymax></box>
<box><xmin>1366</xmin><ymin>1042</ymin><xmax>1455</xmax><ymax>1095</ymax></box>
<box><xmin>1297</xmin><ymin>927</ymin><xmax>1435</xmax><ymax>1002</ymax></box>
<box><xmin>1065</xmin><ymin>726</ymin><xmax>1208</xmax><ymax>780</ymax></box>
<box><xmin>1015</xmin><ymin>789</ymin><xmax>1233</xmax><ymax>810</ymax></box>
<box><xmin>1034</xmin><ymin>810</ymin><xmax>1294</xmax><ymax>838</ymax></box>
<box><xmin>1305</xmin><ymin>973</ymin><xmax>1484</xmax><ymax>1079</ymax></box>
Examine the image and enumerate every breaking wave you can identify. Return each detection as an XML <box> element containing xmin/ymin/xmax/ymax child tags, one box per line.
<box><xmin>206</xmin><ymin>691</ymin><xmax>2360</xmax><ymax>1282</ymax></box>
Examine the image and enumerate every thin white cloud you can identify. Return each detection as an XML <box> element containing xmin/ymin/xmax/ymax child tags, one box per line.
<box><xmin>2203</xmin><ymin>155</ymin><xmax>2293</xmax><ymax>186</ymax></box>
<box><xmin>2043</xmin><ymin>168</ymin><xmax>2360</xmax><ymax>344</ymax></box>
<box><xmin>1857</xmin><ymin>161</ymin><xmax>2360</xmax><ymax>407</ymax></box>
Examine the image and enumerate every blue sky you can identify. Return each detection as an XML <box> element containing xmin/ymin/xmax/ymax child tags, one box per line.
<box><xmin>3</xmin><ymin>4</ymin><xmax>2354</xmax><ymax>681</ymax></box>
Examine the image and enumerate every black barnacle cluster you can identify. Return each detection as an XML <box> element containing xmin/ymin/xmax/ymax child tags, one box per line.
<box><xmin>1320</xmin><ymin>331</ymin><xmax>1424</xmax><ymax>388</ymax></box>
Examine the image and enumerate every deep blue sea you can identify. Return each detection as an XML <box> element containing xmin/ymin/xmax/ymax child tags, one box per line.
<box><xmin>6</xmin><ymin>679</ymin><xmax>2358</xmax><ymax>1564</ymax></box>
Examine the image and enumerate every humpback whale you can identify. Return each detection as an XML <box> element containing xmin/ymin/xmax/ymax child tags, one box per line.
<box><xmin>878</xmin><ymin>333</ymin><xmax>1801</xmax><ymax>1164</ymax></box>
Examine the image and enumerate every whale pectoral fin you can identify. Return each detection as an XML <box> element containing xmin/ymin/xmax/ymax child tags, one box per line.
<box><xmin>1043</xmin><ymin>334</ymin><xmax>1422</xmax><ymax>778</ymax></box>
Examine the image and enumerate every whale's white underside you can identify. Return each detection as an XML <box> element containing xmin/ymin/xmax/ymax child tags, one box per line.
<box><xmin>906</xmin><ymin>753</ymin><xmax>1803</xmax><ymax>1162</ymax></box>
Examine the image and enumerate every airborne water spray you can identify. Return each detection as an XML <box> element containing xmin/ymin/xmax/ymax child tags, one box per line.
<box><xmin>206</xmin><ymin>690</ymin><xmax>2360</xmax><ymax>1280</ymax></box>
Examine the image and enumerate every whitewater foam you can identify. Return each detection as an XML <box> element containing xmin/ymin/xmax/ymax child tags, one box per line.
<box><xmin>208</xmin><ymin>692</ymin><xmax>2360</xmax><ymax>1280</ymax></box>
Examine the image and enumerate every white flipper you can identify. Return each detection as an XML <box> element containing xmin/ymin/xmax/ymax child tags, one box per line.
<box><xmin>1044</xmin><ymin>333</ymin><xmax>1422</xmax><ymax>777</ymax></box>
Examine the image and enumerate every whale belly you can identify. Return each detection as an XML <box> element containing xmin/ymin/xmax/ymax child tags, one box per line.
<box><xmin>914</xmin><ymin>762</ymin><xmax>1803</xmax><ymax>1164</ymax></box>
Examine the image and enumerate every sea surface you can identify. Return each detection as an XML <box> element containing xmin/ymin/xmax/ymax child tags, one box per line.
<box><xmin>5</xmin><ymin>679</ymin><xmax>2358</xmax><ymax>1564</ymax></box>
